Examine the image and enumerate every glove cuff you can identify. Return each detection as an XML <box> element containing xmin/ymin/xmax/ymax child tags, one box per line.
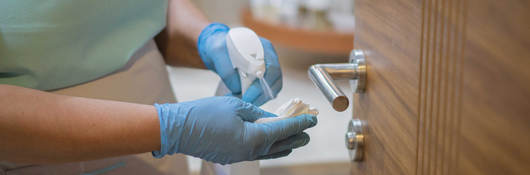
<box><xmin>197</xmin><ymin>22</ymin><xmax>230</xmax><ymax>70</ymax></box>
<box><xmin>152</xmin><ymin>103</ymin><xmax>186</xmax><ymax>158</ymax></box>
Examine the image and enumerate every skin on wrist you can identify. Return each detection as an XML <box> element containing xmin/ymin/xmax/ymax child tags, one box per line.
<box><xmin>0</xmin><ymin>85</ymin><xmax>161</xmax><ymax>164</ymax></box>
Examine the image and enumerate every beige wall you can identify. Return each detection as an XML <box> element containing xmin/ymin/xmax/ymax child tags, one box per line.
<box><xmin>193</xmin><ymin>0</ymin><xmax>249</xmax><ymax>25</ymax></box>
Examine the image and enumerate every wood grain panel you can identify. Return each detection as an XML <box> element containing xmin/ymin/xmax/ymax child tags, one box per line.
<box><xmin>352</xmin><ymin>0</ymin><xmax>422</xmax><ymax>174</ymax></box>
<box><xmin>416</xmin><ymin>0</ymin><xmax>466</xmax><ymax>174</ymax></box>
<box><xmin>353</xmin><ymin>0</ymin><xmax>528</xmax><ymax>174</ymax></box>
<box><xmin>458</xmin><ymin>0</ymin><xmax>530</xmax><ymax>174</ymax></box>
<box><xmin>416</xmin><ymin>0</ymin><xmax>530</xmax><ymax>174</ymax></box>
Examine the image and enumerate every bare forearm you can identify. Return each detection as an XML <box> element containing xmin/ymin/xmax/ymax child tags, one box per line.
<box><xmin>156</xmin><ymin>0</ymin><xmax>210</xmax><ymax>68</ymax></box>
<box><xmin>0</xmin><ymin>85</ymin><xmax>160</xmax><ymax>164</ymax></box>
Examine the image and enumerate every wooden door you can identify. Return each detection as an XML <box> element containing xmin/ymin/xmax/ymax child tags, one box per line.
<box><xmin>352</xmin><ymin>0</ymin><xmax>530</xmax><ymax>174</ymax></box>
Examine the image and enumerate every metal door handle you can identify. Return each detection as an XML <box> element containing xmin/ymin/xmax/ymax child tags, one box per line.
<box><xmin>308</xmin><ymin>50</ymin><xmax>367</xmax><ymax>162</ymax></box>
<box><xmin>308</xmin><ymin>50</ymin><xmax>366</xmax><ymax>111</ymax></box>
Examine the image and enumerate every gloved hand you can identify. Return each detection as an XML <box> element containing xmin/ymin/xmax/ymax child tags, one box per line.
<box><xmin>152</xmin><ymin>96</ymin><xmax>317</xmax><ymax>165</ymax></box>
<box><xmin>197</xmin><ymin>23</ymin><xmax>282</xmax><ymax>106</ymax></box>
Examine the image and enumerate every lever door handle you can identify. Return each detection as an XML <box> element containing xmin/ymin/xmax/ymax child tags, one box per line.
<box><xmin>308</xmin><ymin>50</ymin><xmax>366</xmax><ymax>111</ymax></box>
<box><xmin>308</xmin><ymin>50</ymin><xmax>367</xmax><ymax>162</ymax></box>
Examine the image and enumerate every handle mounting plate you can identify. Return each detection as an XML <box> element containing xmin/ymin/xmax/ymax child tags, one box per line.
<box><xmin>349</xmin><ymin>50</ymin><xmax>367</xmax><ymax>93</ymax></box>
<box><xmin>346</xmin><ymin>119</ymin><xmax>365</xmax><ymax>162</ymax></box>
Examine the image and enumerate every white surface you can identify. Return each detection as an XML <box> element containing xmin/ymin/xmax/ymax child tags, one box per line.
<box><xmin>166</xmin><ymin>47</ymin><xmax>352</xmax><ymax>172</ymax></box>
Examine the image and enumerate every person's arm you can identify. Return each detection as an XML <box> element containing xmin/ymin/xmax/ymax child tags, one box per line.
<box><xmin>155</xmin><ymin>0</ymin><xmax>209</xmax><ymax>68</ymax></box>
<box><xmin>0</xmin><ymin>84</ymin><xmax>160</xmax><ymax>164</ymax></box>
<box><xmin>0</xmin><ymin>84</ymin><xmax>317</xmax><ymax>165</ymax></box>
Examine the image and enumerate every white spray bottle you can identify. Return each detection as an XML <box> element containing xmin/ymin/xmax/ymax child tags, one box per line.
<box><xmin>210</xmin><ymin>27</ymin><xmax>274</xmax><ymax>175</ymax></box>
<box><xmin>209</xmin><ymin>28</ymin><xmax>319</xmax><ymax>175</ymax></box>
<box><xmin>225</xmin><ymin>27</ymin><xmax>275</xmax><ymax>100</ymax></box>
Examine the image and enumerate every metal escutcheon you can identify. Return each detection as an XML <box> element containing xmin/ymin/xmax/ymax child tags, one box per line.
<box><xmin>346</xmin><ymin>119</ymin><xmax>365</xmax><ymax>162</ymax></box>
<box><xmin>349</xmin><ymin>49</ymin><xmax>366</xmax><ymax>93</ymax></box>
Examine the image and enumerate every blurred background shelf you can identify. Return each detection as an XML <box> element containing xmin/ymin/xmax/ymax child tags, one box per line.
<box><xmin>241</xmin><ymin>9</ymin><xmax>354</xmax><ymax>55</ymax></box>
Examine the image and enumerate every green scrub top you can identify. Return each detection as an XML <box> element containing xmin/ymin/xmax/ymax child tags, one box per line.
<box><xmin>0</xmin><ymin>0</ymin><xmax>167</xmax><ymax>90</ymax></box>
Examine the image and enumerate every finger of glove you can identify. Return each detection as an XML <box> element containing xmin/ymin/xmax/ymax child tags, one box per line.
<box><xmin>217</xmin><ymin>67</ymin><xmax>242</xmax><ymax>94</ymax></box>
<box><xmin>259</xmin><ymin>38</ymin><xmax>280</xmax><ymax>67</ymax></box>
<box><xmin>266</xmin><ymin>132</ymin><xmax>309</xmax><ymax>155</ymax></box>
<box><xmin>197</xmin><ymin>23</ymin><xmax>229</xmax><ymax>70</ymax></box>
<box><xmin>223</xmin><ymin>92</ymin><xmax>241</xmax><ymax>99</ymax></box>
<box><xmin>242</xmin><ymin>76</ymin><xmax>282</xmax><ymax>106</ymax></box>
<box><xmin>242</xmin><ymin>38</ymin><xmax>282</xmax><ymax>106</ymax></box>
<box><xmin>257</xmin><ymin>149</ymin><xmax>292</xmax><ymax>160</ymax></box>
<box><xmin>261</xmin><ymin>37</ymin><xmax>282</xmax><ymax>86</ymax></box>
<box><xmin>236</xmin><ymin>101</ymin><xmax>277</xmax><ymax>122</ymax></box>
<box><xmin>262</xmin><ymin>114</ymin><xmax>317</xmax><ymax>142</ymax></box>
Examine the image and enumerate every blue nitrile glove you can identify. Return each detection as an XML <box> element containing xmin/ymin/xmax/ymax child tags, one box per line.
<box><xmin>197</xmin><ymin>23</ymin><xmax>282</xmax><ymax>106</ymax></box>
<box><xmin>152</xmin><ymin>96</ymin><xmax>317</xmax><ymax>165</ymax></box>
